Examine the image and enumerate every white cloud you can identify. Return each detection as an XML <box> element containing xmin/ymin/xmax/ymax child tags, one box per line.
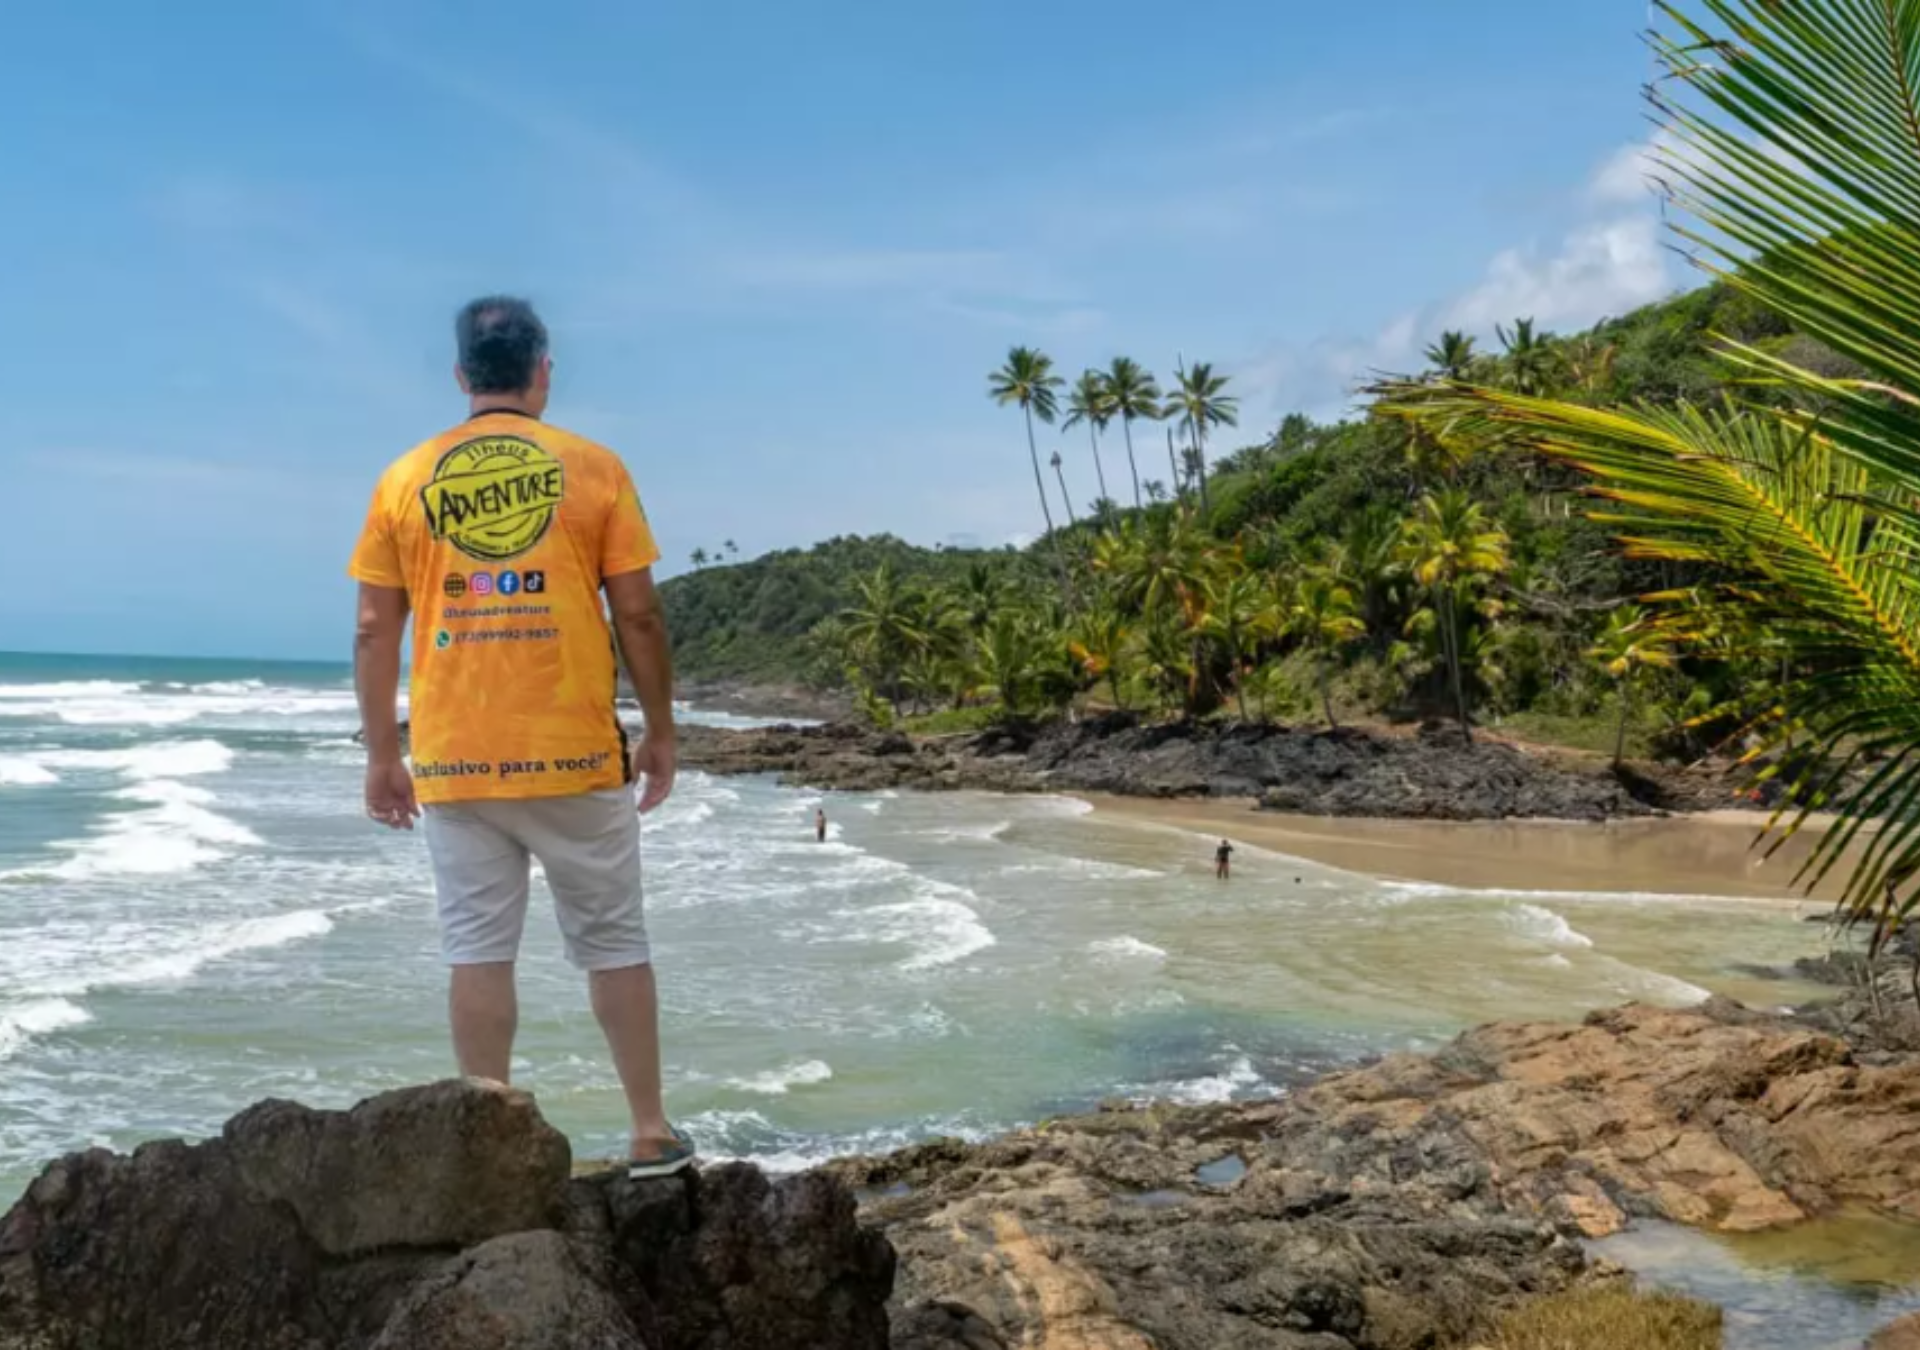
<box><xmin>1441</xmin><ymin>215</ymin><xmax>1670</xmax><ymax>333</ymax></box>
<box><xmin>1590</xmin><ymin>136</ymin><xmax>1664</xmax><ymax>207</ymax></box>
<box><xmin>1226</xmin><ymin>140</ymin><xmax>1683</xmax><ymax>427</ymax></box>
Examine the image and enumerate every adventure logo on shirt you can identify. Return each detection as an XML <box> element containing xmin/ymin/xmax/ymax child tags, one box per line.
<box><xmin>419</xmin><ymin>436</ymin><xmax>566</xmax><ymax>562</ymax></box>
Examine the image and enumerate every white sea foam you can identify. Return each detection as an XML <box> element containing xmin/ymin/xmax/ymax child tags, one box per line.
<box><xmin>0</xmin><ymin>681</ymin><xmax>141</xmax><ymax>699</ymax></box>
<box><xmin>3</xmin><ymin>741</ymin><xmax>254</xmax><ymax>880</ymax></box>
<box><xmin>1163</xmin><ymin>1055</ymin><xmax>1267</xmax><ymax>1106</ymax></box>
<box><xmin>189</xmin><ymin>680</ymin><xmax>266</xmax><ymax>696</ymax></box>
<box><xmin>22</xmin><ymin>911</ymin><xmax>337</xmax><ymax>997</ymax></box>
<box><xmin>0</xmin><ymin>682</ymin><xmax>357</xmax><ymax>728</ymax></box>
<box><xmin>727</xmin><ymin>1059</ymin><xmax>834</xmax><ymax>1095</ymax></box>
<box><xmin>921</xmin><ymin>821</ymin><xmax>1012</xmax><ymax>843</ymax></box>
<box><xmin>1090</xmin><ymin>936</ymin><xmax>1169</xmax><ymax>962</ymax></box>
<box><xmin>1007</xmin><ymin>857</ymin><xmax>1163</xmax><ymax>881</ymax></box>
<box><xmin>1508</xmin><ymin>904</ymin><xmax>1595</xmax><ymax>949</ymax></box>
<box><xmin>122</xmin><ymin>910</ymin><xmax>336</xmax><ymax>986</ymax></box>
<box><xmin>0</xmin><ymin>1000</ymin><xmax>93</xmax><ymax>1062</ymax></box>
<box><xmin>866</xmin><ymin>880</ymin><xmax>997</xmax><ymax>971</ymax></box>
<box><xmin>39</xmin><ymin>740</ymin><xmax>235</xmax><ymax>781</ymax></box>
<box><xmin>1604</xmin><ymin>961</ymin><xmax>1713</xmax><ymax>1007</ymax></box>
<box><xmin>1384</xmin><ymin>879</ymin><xmax>1778</xmax><ymax>906</ymax></box>
<box><xmin>0</xmin><ymin>757</ymin><xmax>58</xmax><ymax>786</ymax></box>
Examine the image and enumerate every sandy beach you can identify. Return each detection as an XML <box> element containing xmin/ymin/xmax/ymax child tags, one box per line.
<box><xmin>1087</xmin><ymin>795</ymin><xmax>1846</xmax><ymax>905</ymax></box>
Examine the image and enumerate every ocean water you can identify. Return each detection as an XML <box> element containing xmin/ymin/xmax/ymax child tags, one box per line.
<box><xmin>0</xmin><ymin>651</ymin><xmax>1830</xmax><ymax>1204</ymax></box>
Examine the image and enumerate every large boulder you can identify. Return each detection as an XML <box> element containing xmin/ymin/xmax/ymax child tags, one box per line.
<box><xmin>0</xmin><ymin>1079</ymin><xmax>893</xmax><ymax>1350</ymax></box>
<box><xmin>368</xmin><ymin>1232</ymin><xmax>646</xmax><ymax>1350</ymax></box>
<box><xmin>226</xmin><ymin>1078</ymin><xmax>572</xmax><ymax>1255</ymax></box>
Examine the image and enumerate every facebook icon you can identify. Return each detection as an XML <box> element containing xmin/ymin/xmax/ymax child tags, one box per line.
<box><xmin>498</xmin><ymin>571</ymin><xmax>522</xmax><ymax>597</ymax></box>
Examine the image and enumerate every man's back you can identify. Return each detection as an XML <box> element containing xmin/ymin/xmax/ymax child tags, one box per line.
<box><xmin>349</xmin><ymin>412</ymin><xmax>660</xmax><ymax>803</ymax></box>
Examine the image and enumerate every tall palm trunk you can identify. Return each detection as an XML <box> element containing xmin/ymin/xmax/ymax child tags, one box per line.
<box><xmin>1166</xmin><ymin>427</ymin><xmax>1183</xmax><ymax>504</ymax></box>
<box><xmin>1024</xmin><ymin>405</ymin><xmax>1073</xmax><ymax>601</ymax></box>
<box><xmin>1086</xmin><ymin>423</ymin><xmax>1110</xmax><ymax>506</ymax></box>
<box><xmin>1192</xmin><ymin>425</ymin><xmax>1211</xmax><ymax>514</ymax></box>
<box><xmin>1613</xmin><ymin>679</ymin><xmax>1631</xmax><ymax>768</ymax></box>
<box><xmin>1436</xmin><ymin>583</ymin><xmax>1471</xmax><ymax>741</ymax></box>
<box><xmin>1121</xmin><ymin>417</ymin><xmax>1143</xmax><ymax>510</ymax></box>
<box><xmin>1053</xmin><ymin>455</ymin><xmax>1079</xmax><ymax>528</ymax></box>
<box><xmin>1319</xmin><ymin>654</ymin><xmax>1338</xmax><ymax>730</ymax></box>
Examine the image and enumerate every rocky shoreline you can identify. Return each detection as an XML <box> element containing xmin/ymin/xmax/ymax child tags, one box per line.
<box><xmin>677</xmin><ymin>714</ymin><xmax>1755</xmax><ymax>821</ymax></box>
<box><xmin>6</xmin><ymin>979</ymin><xmax>1917</xmax><ymax>1348</ymax></box>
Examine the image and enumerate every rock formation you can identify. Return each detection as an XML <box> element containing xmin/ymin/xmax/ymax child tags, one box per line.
<box><xmin>8</xmin><ymin>999</ymin><xmax>1920</xmax><ymax>1348</ymax></box>
<box><xmin>832</xmin><ymin>999</ymin><xmax>1920</xmax><ymax>1349</ymax></box>
<box><xmin>677</xmin><ymin>715</ymin><xmax>1747</xmax><ymax>821</ymax></box>
<box><xmin>0</xmin><ymin>1079</ymin><xmax>892</xmax><ymax>1350</ymax></box>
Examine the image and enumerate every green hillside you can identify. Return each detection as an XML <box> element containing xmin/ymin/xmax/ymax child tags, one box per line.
<box><xmin>661</xmin><ymin>280</ymin><xmax>1834</xmax><ymax>723</ymax></box>
<box><xmin>660</xmin><ymin>534</ymin><xmax>1023</xmax><ymax>684</ymax></box>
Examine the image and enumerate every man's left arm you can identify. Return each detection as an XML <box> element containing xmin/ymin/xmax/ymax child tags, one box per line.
<box><xmin>602</xmin><ymin>458</ymin><xmax>672</xmax><ymax>813</ymax></box>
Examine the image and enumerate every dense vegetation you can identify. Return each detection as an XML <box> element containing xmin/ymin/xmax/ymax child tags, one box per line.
<box><xmin>661</xmin><ymin>535</ymin><xmax>1009</xmax><ymax>684</ymax></box>
<box><xmin>662</xmin><ymin>279</ymin><xmax>1815</xmax><ymax>759</ymax></box>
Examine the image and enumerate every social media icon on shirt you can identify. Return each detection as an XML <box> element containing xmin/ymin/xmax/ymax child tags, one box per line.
<box><xmin>498</xmin><ymin>571</ymin><xmax>521</xmax><ymax>596</ymax></box>
<box><xmin>523</xmin><ymin>571</ymin><xmax>547</xmax><ymax>594</ymax></box>
<box><xmin>470</xmin><ymin>573</ymin><xmax>494</xmax><ymax>597</ymax></box>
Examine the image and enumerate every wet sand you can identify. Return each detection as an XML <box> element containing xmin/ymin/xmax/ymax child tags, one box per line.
<box><xmin>1087</xmin><ymin>796</ymin><xmax>1847</xmax><ymax>904</ymax></box>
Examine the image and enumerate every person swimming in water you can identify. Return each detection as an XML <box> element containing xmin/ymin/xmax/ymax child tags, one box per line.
<box><xmin>1215</xmin><ymin>839</ymin><xmax>1234</xmax><ymax>880</ymax></box>
<box><xmin>816</xmin><ymin>808</ymin><xmax>828</xmax><ymax>843</ymax></box>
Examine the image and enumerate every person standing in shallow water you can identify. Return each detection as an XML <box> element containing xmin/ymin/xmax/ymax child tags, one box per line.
<box><xmin>1215</xmin><ymin>839</ymin><xmax>1234</xmax><ymax>880</ymax></box>
<box><xmin>816</xmin><ymin>808</ymin><xmax>828</xmax><ymax>843</ymax></box>
<box><xmin>349</xmin><ymin>296</ymin><xmax>693</xmax><ymax>1178</ymax></box>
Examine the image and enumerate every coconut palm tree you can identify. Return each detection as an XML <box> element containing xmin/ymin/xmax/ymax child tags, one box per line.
<box><xmin>1396</xmin><ymin>489</ymin><xmax>1510</xmax><ymax>739</ymax></box>
<box><xmin>1167</xmin><ymin>362</ymin><xmax>1239</xmax><ymax>513</ymax></box>
<box><xmin>1288</xmin><ymin>566</ymin><xmax>1367</xmax><ymax>729</ymax></box>
<box><xmin>1062</xmin><ymin>370</ymin><xmax>1115</xmax><ymax>507</ymax></box>
<box><xmin>1589</xmin><ymin>605</ymin><xmax>1677</xmax><ymax>768</ymax></box>
<box><xmin>690</xmin><ymin>547</ymin><xmax>709</xmax><ymax>568</ymax></box>
<box><xmin>1103</xmin><ymin>357</ymin><xmax>1161</xmax><ymax>510</ymax></box>
<box><xmin>1200</xmin><ymin>567</ymin><xmax>1273</xmax><ymax>722</ymax></box>
<box><xmin>1067</xmin><ymin>601</ymin><xmax>1132</xmax><ymax>711</ymax></box>
<box><xmin>1424</xmin><ymin>331</ymin><xmax>1479</xmax><ymax>382</ymax></box>
<box><xmin>988</xmin><ymin>346</ymin><xmax>1071</xmax><ymax>594</ymax></box>
<box><xmin>1495</xmin><ymin>318</ymin><xmax>1556</xmax><ymax>396</ymax></box>
<box><xmin>839</xmin><ymin>565</ymin><xmax>929</xmax><ymax>711</ymax></box>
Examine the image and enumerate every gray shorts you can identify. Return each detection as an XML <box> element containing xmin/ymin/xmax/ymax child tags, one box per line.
<box><xmin>422</xmin><ymin>787</ymin><xmax>649</xmax><ymax>970</ymax></box>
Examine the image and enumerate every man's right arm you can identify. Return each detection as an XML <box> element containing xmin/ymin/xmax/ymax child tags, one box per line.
<box><xmin>347</xmin><ymin>476</ymin><xmax>417</xmax><ymax>829</ymax></box>
<box><xmin>606</xmin><ymin>567</ymin><xmax>676</xmax><ymax>813</ymax></box>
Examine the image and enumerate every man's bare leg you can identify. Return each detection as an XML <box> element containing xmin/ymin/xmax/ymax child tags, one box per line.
<box><xmin>589</xmin><ymin>962</ymin><xmax>673</xmax><ymax>1155</ymax></box>
<box><xmin>450</xmin><ymin>962</ymin><xmax>518</xmax><ymax>1082</ymax></box>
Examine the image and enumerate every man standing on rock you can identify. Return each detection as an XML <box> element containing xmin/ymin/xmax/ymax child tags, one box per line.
<box><xmin>349</xmin><ymin>296</ymin><xmax>693</xmax><ymax>1177</ymax></box>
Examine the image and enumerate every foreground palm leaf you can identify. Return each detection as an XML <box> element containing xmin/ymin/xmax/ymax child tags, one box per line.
<box><xmin>1382</xmin><ymin>0</ymin><xmax>1920</xmax><ymax>951</ymax></box>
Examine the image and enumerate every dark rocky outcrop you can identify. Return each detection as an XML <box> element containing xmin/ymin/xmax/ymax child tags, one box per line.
<box><xmin>0</xmin><ymin>1079</ymin><xmax>893</xmax><ymax>1350</ymax></box>
<box><xmin>677</xmin><ymin>715</ymin><xmax>1746</xmax><ymax>821</ymax></box>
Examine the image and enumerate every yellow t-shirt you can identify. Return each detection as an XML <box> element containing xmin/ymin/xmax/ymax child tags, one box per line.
<box><xmin>348</xmin><ymin>412</ymin><xmax>661</xmax><ymax>803</ymax></box>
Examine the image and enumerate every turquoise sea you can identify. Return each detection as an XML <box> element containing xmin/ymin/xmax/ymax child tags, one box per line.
<box><xmin>0</xmin><ymin>650</ymin><xmax>1830</xmax><ymax>1206</ymax></box>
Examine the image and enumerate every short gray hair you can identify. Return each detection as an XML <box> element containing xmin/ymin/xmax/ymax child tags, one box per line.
<box><xmin>455</xmin><ymin>296</ymin><xmax>548</xmax><ymax>394</ymax></box>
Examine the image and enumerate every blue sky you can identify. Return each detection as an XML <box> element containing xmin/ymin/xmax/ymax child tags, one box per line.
<box><xmin>2</xmin><ymin>1</ymin><xmax>1673</xmax><ymax>660</ymax></box>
